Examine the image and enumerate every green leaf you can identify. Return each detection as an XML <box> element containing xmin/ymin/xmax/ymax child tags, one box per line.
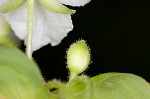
<box><xmin>39</xmin><ymin>0</ymin><xmax>75</xmax><ymax>14</ymax></box>
<box><xmin>0</xmin><ymin>0</ymin><xmax>26</xmax><ymax>13</ymax></box>
<box><xmin>69</xmin><ymin>73</ymin><xmax>150</xmax><ymax>99</ymax></box>
<box><xmin>0</xmin><ymin>46</ymin><xmax>49</xmax><ymax>99</ymax></box>
<box><xmin>0</xmin><ymin>16</ymin><xmax>19</xmax><ymax>47</ymax></box>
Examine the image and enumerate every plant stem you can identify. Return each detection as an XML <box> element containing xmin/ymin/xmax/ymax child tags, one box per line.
<box><xmin>26</xmin><ymin>0</ymin><xmax>34</xmax><ymax>59</ymax></box>
<box><xmin>67</xmin><ymin>75</ymin><xmax>94</xmax><ymax>99</ymax></box>
<box><xmin>69</xmin><ymin>72</ymin><xmax>77</xmax><ymax>81</ymax></box>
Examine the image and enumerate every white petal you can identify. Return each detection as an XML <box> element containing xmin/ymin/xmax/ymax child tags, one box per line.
<box><xmin>4</xmin><ymin>3</ymin><xmax>27</xmax><ymax>40</ymax></box>
<box><xmin>4</xmin><ymin>3</ymin><xmax>73</xmax><ymax>51</ymax></box>
<box><xmin>59</xmin><ymin>0</ymin><xmax>91</xmax><ymax>6</ymax></box>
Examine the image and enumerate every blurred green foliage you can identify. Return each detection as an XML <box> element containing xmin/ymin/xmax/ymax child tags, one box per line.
<box><xmin>0</xmin><ymin>46</ymin><xmax>150</xmax><ymax>99</ymax></box>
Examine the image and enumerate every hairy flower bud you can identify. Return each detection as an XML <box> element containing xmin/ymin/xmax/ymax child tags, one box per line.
<box><xmin>67</xmin><ymin>40</ymin><xmax>91</xmax><ymax>80</ymax></box>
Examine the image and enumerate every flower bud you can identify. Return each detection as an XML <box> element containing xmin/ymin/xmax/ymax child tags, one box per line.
<box><xmin>67</xmin><ymin>40</ymin><xmax>91</xmax><ymax>80</ymax></box>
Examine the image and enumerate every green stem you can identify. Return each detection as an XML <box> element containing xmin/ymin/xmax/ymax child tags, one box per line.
<box><xmin>26</xmin><ymin>0</ymin><xmax>34</xmax><ymax>59</ymax></box>
<box><xmin>67</xmin><ymin>75</ymin><xmax>94</xmax><ymax>99</ymax></box>
<box><xmin>69</xmin><ymin>72</ymin><xmax>77</xmax><ymax>81</ymax></box>
<box><xmin>45</xmin><ymin>79</ymin><xmax>75</xmax><ymax>99</ymax></box>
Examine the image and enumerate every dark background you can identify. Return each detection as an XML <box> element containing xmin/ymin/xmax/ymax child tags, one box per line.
<box><xmin>31</xmin><ymin>1</ymin><xmax>150</xmax><ymax>82</ymax></box>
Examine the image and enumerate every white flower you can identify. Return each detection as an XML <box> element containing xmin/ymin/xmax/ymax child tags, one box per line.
<box><xmin>0</xmin><ymin>0</ymin><xmax>91</xmax><ymax>51</ymax></box>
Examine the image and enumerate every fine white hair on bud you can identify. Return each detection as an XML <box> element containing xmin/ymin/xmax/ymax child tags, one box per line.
<box><xmin>66</xmin><ymin>40</ymin><xmax>91</xmax><ymax>80</ymax></box>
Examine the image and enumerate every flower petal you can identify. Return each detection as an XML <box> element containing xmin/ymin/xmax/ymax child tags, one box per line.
<box><xmin>0</xmin><ymin>0</ymin><xmax>26</xmax><ymax>13</ymax></box>
<box><xmin>4</xmin><ymin>3</ymin><xmax>73</xmax><ymax>51</ymax></box>
<box><xmin>39</xmin><ymin>0</ymin><xmax>75</xmax><ymax>14</ymax></box>
<box><xmin>59</xmin><ymin>0</ymin><xmax>91</xmax><ymax>7</ymax></box>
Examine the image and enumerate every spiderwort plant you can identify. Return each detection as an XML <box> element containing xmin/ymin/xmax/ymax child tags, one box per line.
<box><xmin>1</xmin><ymin>0</ymin><xmax>150</xmax><ymax>99</ymax></box>
<box><xmin>0</xmin><ymin>0</ymin><xmax>91</xmax><ymax>59</ymax></box>
<box><xmin>1</xmin><ymin>40</ymin><xmax>150</xmax><ymax>99</ymax></box>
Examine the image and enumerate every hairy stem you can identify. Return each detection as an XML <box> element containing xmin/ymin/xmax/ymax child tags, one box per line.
<box><xmin>26</xmin><ymin>0</ymin><xmax>34</xmax><ymax>59</ymax></box>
